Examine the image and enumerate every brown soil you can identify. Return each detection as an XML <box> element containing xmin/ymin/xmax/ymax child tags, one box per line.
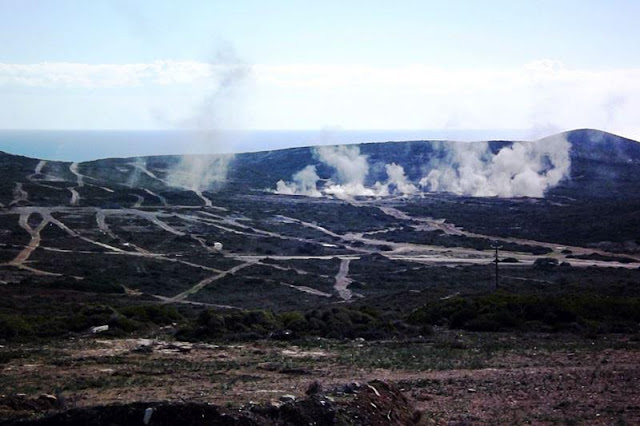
<box><xmin>1</xmin><ymin>335</ymin><xmax>638</xmax><ymax>425</ymax></box>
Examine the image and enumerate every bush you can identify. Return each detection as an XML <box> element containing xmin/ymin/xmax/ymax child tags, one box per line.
<box><xmin>408</xmin><ymin>292</ymin><xmax>640</xmax><ymax>333</ymax></box>
<box><xmin>0</xmin><ymin>314</ymin><xmax>34</xmax><ymax>340</ymax></box>
<box><xmin>118</xmin><ymin>305</ymin><xmax>181</xmax><ymax>325</ymax></box>
<box><xmin>533</xmin><ymin>258</ymin><xmax>559</xmax><ymax>270</ymax></box>
<box><xmin>177</xmin><ymin>306</ymin><xmax>409</xmax><ymax>341</ymax></box>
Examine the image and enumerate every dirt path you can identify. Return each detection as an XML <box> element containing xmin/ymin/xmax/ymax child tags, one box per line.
<box><xmin>143</xmin><ymin>188</ymin><xmax>169</xmax><ymax>206</ymax></box>
<box><xmin>69</xmin><ymin>162</ymin><xmax>84</xmax><ymax>187</ymax></box>
<box><xmin>12</xmin><ymin>212</ymin><xmax>47</xmax><ymax>265</ymax></box>
<box><xmin>284</xmin><ymin>283</ymin><xmax>333</xmax><ymax>298</ymax></box>
<box><xmin>27</xmin><ymin>160</ymin><xmax>47</xmax><ymax>182</ymax></box>
<box><xmin>5</xmin><ymin>212</ymin><xmax>60</xmax><ymax>276</ymax></box>
<box><xmin>131</xmin><ymin>161</ymin><xmax>166</xmax><ymax>183</ymax></box>
<box><xmin>128</xmin><ymin>162</ymin><xmax>221</xmax><ymax>210</ymax></box>
<box><xmin>136</xmin><ymin>211</ymin><xmax>184</xmax><ymax>236</ymax></box>
<box><xmin>190</xmin><ymin>234</ymin><xmax>221</xmax><ymax>254</ymax></box>
<box><xmin>193</xmin><ymin>190</ymin><xmax>212</xmax><ymax>207</ymax></box>
<box><xmin>375</xmin><ymin>204</ymin><xmax>640</xmax><ymax>266</ymax></box>
<box><xmin>334</xmin><ymin>258</ymin><xmax>353</xmax><ymax>301</ymax></box>
<box><xmin>95</xmin><ymin>210</ymin><xmax>120</xmax><ymax>240</ymax></box>
<box><xmin>2</xmin><ymin>207</ymin><xmax>229</xmax><ymax>279</ymax></box>
<box><xmin>132</xmin><ymin>194</ymin><xmax>144</xmax><ymax>208</ymax></box>
<box><xmin>166</xmin><ymin>261</ymin><xmax>257</xmax><ymax>303</ymax></box>
<box><xmin>68</xmin><ymin>188</ymin><xmax>80</xmax><ymax>206</ymax></box>
<box><xmin>34</xmin><ymin>160</ymin><xmax>46</xmax><ymax>175</ymax></box>
<box><xmin>9</xmin><ymin>183</ymin><xmax>28</xmax><ymax>207</ymax></box>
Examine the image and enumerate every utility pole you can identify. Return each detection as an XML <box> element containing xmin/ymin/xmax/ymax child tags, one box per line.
<box><xmin>491</xmin><ymin>242</ymin><xmax>502</xmax><ymax>290</ymax></box>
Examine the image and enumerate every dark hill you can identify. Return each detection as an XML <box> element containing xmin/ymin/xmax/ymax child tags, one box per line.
<box><xmin>1</xmin><ymin>129</ymin><xmax>639</xmax><ymax>203</ymax></box>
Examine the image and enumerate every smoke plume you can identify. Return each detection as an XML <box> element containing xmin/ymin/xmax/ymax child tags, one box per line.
<box><xmin>275</xmin><ymin>133</ymin><xmax>570</xmax><ymax>199</ymax></box>
<box><xmin>420</xmin><ymin>135</ymin><xmax>571</xmax><ymax>197</ymax></box>
<box><xmin>381</xmin><ymin>163</ymin><xmax>417</xmax><ymax>196</ymax></box>
<box><xmin>316</xmin><ymin>145</ymin><xmax>376</xmax><ymax>199</ymax></box>
<box><xmin>276</xmin><ymin>165</ymin><xmax>322</xmax><ymax>197</ymax></box>
<box><xmin>275</xmin><ymin>146</ymin><xmax>417</xmax><ymax>199</ymax></box>
<box><xmin>166</xmin><ymin>154</ymin><xmax>233</xmax><ymax>192</ymax></box>
<box><xmin>165</xmin><ymin>46</ymin><xmax>250</xmax><ymax>193</ymax></box>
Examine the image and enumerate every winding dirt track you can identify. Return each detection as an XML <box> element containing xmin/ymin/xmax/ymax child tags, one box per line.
<box><xmin>68</xmin><ymin>188</ymin><xmax>80</xmax><ymax>206</ymax></box>
<box><xmin>375</xmin><ymin>204</ymin><xmax>640</xmax><ymax>266</ymax></box>
<box><xmin>165</xmin><ymin>261</ymin><xmax>257</xmax><ymax>303</ymax></box>
<box><xmin>284</xmin><ymin>283</ymin><xmax>332</xmax><ymax>298</ymax></box>
<box><xmin>5</xmin><ymin>212</ymin><xmax>60</xmax><ymax>276</ymax></box>
<box><xmin>69</xmin><ymin>162</ymin><xmax>84</xmax><ymax>187</ymax></box>
<box><xmin>143</xmin><ymin>188</ymin><xmax>169</xmax><ymax>206</ymax></box>
<box><xmin>334</xmin><ymin>258</ymin><xmax>353</xmax><ymax>301</ymax></box>
<box><xmin>9</xmin><ymin>183</ymin><xmax>28</xmax><ymax>207</ymax></box>
<box><xmin>132</xmin><ymin>194</ymin><xmax>144</xmax><ymax>208</ymax></box>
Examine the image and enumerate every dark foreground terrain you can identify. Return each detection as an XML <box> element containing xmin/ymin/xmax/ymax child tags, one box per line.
<box><xmin>1</xmin><ymin>129</ymin><xmax>639</xmax><ymax>424</ymax></box>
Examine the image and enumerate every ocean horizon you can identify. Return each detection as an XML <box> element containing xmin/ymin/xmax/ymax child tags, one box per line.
<box><xmin>0</xmin><ymin>129</ymin><xmax>532</xmax><ymax>162</ymax></box>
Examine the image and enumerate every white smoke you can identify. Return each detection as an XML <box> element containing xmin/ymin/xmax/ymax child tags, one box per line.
<box><xmin>165</xmin><ymin>47</ymin><xmax>250</xmax><ymax>192</ymax></box>
<box><xmin>382</xmin><ymin>163</ymin><xmax>418</xmax><ymax>196</ymax></box>
<box><xmin>275</xmin><ymin>165</ymin><xmax>322</xmax><ymax>197</ymax></box>
<box><xmin>420</xmin><ymin>134</ymin><xmax>571</xmax><ymax>197</ymax></box>
<box><xmin>275</xmin><ymin>146</ymin><xmax>417</xmax><ymax>199</ymax></box>
<box><xmin>166</xmin><ymin>154</ymin><xmax>232</xmax><ymax>192</ymax></box>
<box><xmin>275</xmin><ymin>134</ymin><xmax>570</xmax><ymax>199</ymax></box>
<box><xmin>315</xmin><ymin>145</ymin><xmax>369</xmax><ymax>186</ymax></box>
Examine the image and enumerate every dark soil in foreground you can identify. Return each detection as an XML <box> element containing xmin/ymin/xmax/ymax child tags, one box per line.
<box><xmin>1</xmin><ymin>381</ymin><xmax>417</xmax><ymax>426</ymax></box>
<box><xmin>0</xmin><ymin>333</ymin><xmax>638</xmax><ymax>425</ymax></box>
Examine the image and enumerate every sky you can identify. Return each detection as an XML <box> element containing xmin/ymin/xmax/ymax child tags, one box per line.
<box><xmin>1</xmin><ymin>0</ymin><xmax>640</xmax><ymax>141</ymax></box>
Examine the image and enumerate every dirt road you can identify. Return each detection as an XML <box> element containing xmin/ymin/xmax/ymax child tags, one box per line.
<box><xmin>334</xmin><ymin>258</ymin><xmax>353</xmax><ymax>301</ymax></box>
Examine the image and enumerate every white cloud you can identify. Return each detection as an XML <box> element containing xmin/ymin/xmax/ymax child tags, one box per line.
<box><xmin>0</xmin><ymin>61</ymin><xmax>212</xmax><ymax>88</ymax></box>
<box><xmin>1</xmin><ymin>60</ymin><xmax>640</xmax><ymax>139</ymax></box>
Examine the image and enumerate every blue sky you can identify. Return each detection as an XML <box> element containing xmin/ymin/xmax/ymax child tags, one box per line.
<box><xmin>1</xmin><ymin>0</ymin><xmax>640</xmax><ymax>140</ymax></box>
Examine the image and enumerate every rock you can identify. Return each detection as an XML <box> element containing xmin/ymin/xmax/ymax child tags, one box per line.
<box><xmin>133</xmin><ymin>344</ymin><xmax>153</xmax><ymax>354</ymax></box>
<box><xmin>90</xmin><ymin>325</ymin><xmax>109</xmax><ymax>334</ymax></box>
<box><xmin>38</xmin><ymin>394</ymin><xmax>57</xmax><ymax>403</ymax></box>
<box><xmin>306</xmin><ymin>381</ymin><xmax>323</xmax><ymax>396</ymax></box>
<box><xmin>143</xmin><ymin>407</ymin><xmax>154</xmax><ymax>425</ymax></box>
<box><xmin>279</xmin><ymin>394</ymin><xmax>296</xmax><ymax>403</ymax></box>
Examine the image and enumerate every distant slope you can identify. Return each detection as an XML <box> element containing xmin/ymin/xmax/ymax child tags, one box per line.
<box><xmin>227</xmin><ymin>129</ymin><xmax>640</xmax><ymax>199</ymax></box>
<box><xmin>548</xmin><ymin>129</ymin><xmax>640</xmax><ymax>198</ymax></box>
<box><xmin>1</xmin><ymin>129</ymin><xmax>639</xmax><ymax>204</ymax></box>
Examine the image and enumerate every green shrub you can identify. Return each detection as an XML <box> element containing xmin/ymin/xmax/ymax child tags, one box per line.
<box><xmin>118</xmin><ymin>305</ymin><xmax>181</xmax><ymax>325</ymax></box>
<box><xmin>408</xmin><ymin>292</ymin><xmax>640</xmax><ymax>333</ymax></box>
<box><xmin>0</xmin><ymin>314</ymin><xmax>34</xmax><ymax>340</ymax></box>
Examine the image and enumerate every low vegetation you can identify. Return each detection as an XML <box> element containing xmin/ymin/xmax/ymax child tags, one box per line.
<box><xmin>408</xmin><ymin>291</ymin><xmax>640</xmax><ymax>334</ymax></box>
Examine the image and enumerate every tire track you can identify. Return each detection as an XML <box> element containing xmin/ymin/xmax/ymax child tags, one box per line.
<box><xmin>143</xmin><ymin>189</ymin><xmax>169</xmax><ymax>206</ymax></box>
<box><xmin>165</xmin><ymin>261</ymin><xmax>257</xmax><ymax>303</ymax></box>
<box><xmin>5</xmin><ymin>212</ymin><xmax>61</xmax><ymax>276</ymax></box>
<box><xmin>68</xmin><ymin>188</ymin><xmax>80</xmax><ymax>206</ymax></box>
<box><xmin>69</xmin><ymin>162</ymin><xmax>84</xmax><ymax>187</ymax></box>
<box><xmin>334</xmin><ymin>258</ymin><xmax>353</xmax><ymax>301</ymax></box>
<box><xmin>9</xmin><ymin>183</ymin><xmax>28</xmax><ymax>207</ymax></box>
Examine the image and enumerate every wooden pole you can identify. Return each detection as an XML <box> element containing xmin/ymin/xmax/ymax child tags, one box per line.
<box><xmin>492</xmin><ymin>243</ymin><xmax>502</xmax><ymax>290</ymax></box>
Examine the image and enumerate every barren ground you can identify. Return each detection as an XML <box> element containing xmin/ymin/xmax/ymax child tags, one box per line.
<box><xmin>2</xmin><ymin>332</ymin><xmax>638</xmax><ymax>425</ymax></box>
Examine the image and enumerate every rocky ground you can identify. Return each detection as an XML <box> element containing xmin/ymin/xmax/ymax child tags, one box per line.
<box><xmin>1</xmin><ymin>332</ymin><xmax>638</xmax><ymax>425</ymax></box>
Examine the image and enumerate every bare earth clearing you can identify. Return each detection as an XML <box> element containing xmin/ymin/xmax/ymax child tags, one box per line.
<box><xmin>1</xmin><ymin>333</ymin><xmax>638</xmax><ymax>425</ymax></box>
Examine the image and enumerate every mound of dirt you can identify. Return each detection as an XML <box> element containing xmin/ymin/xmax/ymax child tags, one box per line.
<box><xmin>0</xmin><ymin>380</ymin><xmax>420</xmax><ymax>426</ymax></box>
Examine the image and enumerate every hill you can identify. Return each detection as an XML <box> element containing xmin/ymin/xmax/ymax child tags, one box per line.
<box><xmin>1</xmin><ymin>129</ymin><xmax>639</xmax><ymax>424</ymax></box>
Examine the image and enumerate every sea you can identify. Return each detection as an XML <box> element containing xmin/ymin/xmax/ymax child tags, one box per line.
<box><xmin>0</xmin><ymin>129</ymin><xmax>530</xmax><ymax>162</ymax></box>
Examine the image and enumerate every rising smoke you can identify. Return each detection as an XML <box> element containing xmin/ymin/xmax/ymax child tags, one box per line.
<box><xmin>165</xmin><ymin>47</ymin><xmax>250</xmax><ymax>193</ymax></box>
<box><xmin>276</xmin><ymin>145</ymin><xmax>417</xmax><ymax>199</ymax></box>
<box><xmin>420</xmin><ymin>135</ymin><xmax>571</xmax><ymax>197</ymax></box>
<box><xmin>275</xmin><ymin>134</ymin><xmax>571</xmax><ymax>199</ymax></box>
<box><xmin>275</xmin><ymin>165</ymin><xmax>322</xmax><ymax>197</ymax></box>
<box><xmin>166</xmin><ymin>153</ymin><xmax>233</xmax><ymax>192</ymax></box>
